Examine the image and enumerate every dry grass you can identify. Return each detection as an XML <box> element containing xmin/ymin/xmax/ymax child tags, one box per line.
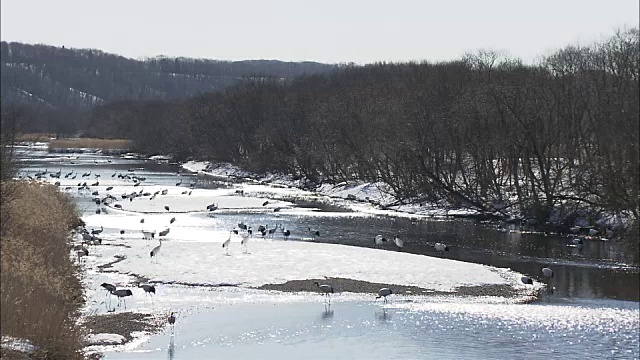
<box><xmin>1</xmin><ymin>181</ymin><xmax>85</xmax><ymax>360</ymax></box>
<box><xmin>48</xmin><ymin>138</ymin><xmax>132</xmax><ymax>150</ymax></box>
<box><xmin>15</xmin><ymin>133</ymin><xmax>57</xmax><ymax>143</ymax></box>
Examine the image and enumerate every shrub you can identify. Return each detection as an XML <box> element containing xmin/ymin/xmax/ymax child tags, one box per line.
<box><xmin>1</xmin><ymin>181</ymin><xmax>85</xmax><ymax>359</ymax></box>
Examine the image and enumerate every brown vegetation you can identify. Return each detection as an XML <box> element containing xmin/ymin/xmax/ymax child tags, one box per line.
<box><xmin>16</xmin><ymin>133</ymin><xmax>57</xmax><ymax>143</ymax></box>
<box><xmin>0</xmin><ymin>181</ymin><xmax>85</xmax><ymax>359</ymax></box>
<box><xmin>48</xmin><ymin>138</ymin><xmax>132</xmax><ymax>150</ymax></box>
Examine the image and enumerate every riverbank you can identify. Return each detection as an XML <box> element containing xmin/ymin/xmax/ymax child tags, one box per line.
<box><xmin>181</xmin><ymin>161</ymin><xmax>637</xmax><ymax>242</ymax></box>
<box><xmin>0</xmin><ymin>181</ymin><xmax>86</xmax><ymax>359</ymax></box>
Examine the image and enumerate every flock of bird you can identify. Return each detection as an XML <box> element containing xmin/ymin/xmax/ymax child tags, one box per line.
<box><xmin>49</xmin><ymin>164</ymin><xmax>570</xmax><ymax>338</ymax></box>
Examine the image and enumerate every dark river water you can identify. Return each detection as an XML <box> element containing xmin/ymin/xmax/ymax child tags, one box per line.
<box><xmin>15</xmin><ymin>145</ymin><xmax>640</xmax><ymax>359</ymax></box>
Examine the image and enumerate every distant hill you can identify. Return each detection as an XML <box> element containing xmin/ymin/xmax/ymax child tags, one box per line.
<box><xmin>0</xmin><ymin>41</ymin><xmax>340</xmax><ymax>111</ymax></box>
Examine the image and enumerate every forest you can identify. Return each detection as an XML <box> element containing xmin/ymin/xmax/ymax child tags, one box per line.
<box><xmin>0</xmin><ymin>41</ymin><xmax>340</xmax><ymax>133</ymax></box>
<box><xmin>3</xmin><ymin>29</ymin><xmax>639</xmax><ymax>229</ymax></box>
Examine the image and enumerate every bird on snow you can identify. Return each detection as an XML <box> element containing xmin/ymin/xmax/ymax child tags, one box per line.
<box><xmin>150</xmin><ymin>239</ymin><xmax>163</xmax><ymax>262</ymax></box>
<box><xmin>240</xmin><ymin>233</ymin><xmax>251</xmax><ymax>254</ymax></box>
<box><xmin>521</xmin><ymin>276</ymin><xmax>534</xmax><ymax>285</ymax></box>
<box><xmin>170</xmin><ymin>217</ymin><xmax>176</xmax><ymax>224</ymax></box>
<box><xmin>111</xmin><ymin>289</ymin><xmax>133</xmax><ymax>308</ymax></box>
<box><xmin>91</xmin><ymin>226</ymin><xmax>104</xmax><ymax>235</ymax></box>
<box><xmin>139</xmin><ymin>284</ymin><xmax>156</xmax><ymax>296</ymax></box>
<box><xmin>101</xmin><ymin>282</ymin><xmax>116</xmax><ymax>294</ymax></box>
<box><xmin>222</xmin><ymin>233</ymin><xmax>232</xmax><ymax>255</ymax></box>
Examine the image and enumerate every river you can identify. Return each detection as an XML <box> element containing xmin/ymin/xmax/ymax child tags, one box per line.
<box><xmin>15</xmin><ymin>144</ymin><xmax>640</xmax><ymax>359</ymax></box>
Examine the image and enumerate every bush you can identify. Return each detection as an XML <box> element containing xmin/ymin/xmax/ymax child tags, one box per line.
<box><xmin>1</xmin><ymin>181</ymin><xmax>85</xmax><ymax>359</ymax></box>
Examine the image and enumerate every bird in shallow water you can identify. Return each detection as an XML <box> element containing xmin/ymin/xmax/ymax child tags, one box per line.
<box><xmin>168</xmin><ymin>312</ymin><xmax>176</xmax><ymax>334</ymax></box>
<box><xmin>376</xmin><ymin>288</ymin><xmax>393</xmax><ymax>303</ymax></box>
<box><xmin>542</xmin><ymin>267</ymin><xmax>554</xmax><ymax>278</ymax></box>
<box><xmin>313</xmin><ymin>281</ymin><xmax>334</xmax><ymax>303</ymax></box>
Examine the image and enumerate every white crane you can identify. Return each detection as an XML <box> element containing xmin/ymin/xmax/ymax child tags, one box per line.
<box><xmin>142</xmin><ymin>230</ymin><xmax>155</xmax><ymax>241</ymax></box>
<box><xmin>150</xmin><ymin>239</ymin><xmax>163</xmax><ymax>262</ymax></box>
<box><xmin>374</xmin><ymin>235</ymin><xmax>387</xmax><ymax>247</ymax></box>
<box><xmin>222</xmin><ymin>233</ymin><xmax>232</xmax><ymax>255</ymax></box>
<box><xmin>434</xmin><ymin>243</ymin><xmax>449</xmax><ymax>255</ymax></box>
<box><xmin>240</xmin><ymin>233</ymin><xmax>251</xmax><ymax>254</ymax></box>
<box><xmin>314</xmin><ymin>281</ymin><xmax>334</xmax><ymax>303</ymax></box>
<box><xmin>376</xmin><ymin>288</ymin><xmax>393</xmax><ymax>303</ymax></box>
<box><xmin>393</xmin><ymin>235</ymin><xmax>404</xmax><ymax>250</ymax></box>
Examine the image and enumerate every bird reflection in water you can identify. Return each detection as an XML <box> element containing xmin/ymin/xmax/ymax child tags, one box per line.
<box><xmin>167</xmin><ymin>335</ymin><xmax>175</xmax><ymax>360</ymax></box>
<box><xmin>376</xmin><ymin>308</ymin><xmax>391</xmax><ymax>322</ymax></box>
<box><xmin>321</xmin><ymin>303</ymin><xmax>334</xmax><ymax>319</ymax></box>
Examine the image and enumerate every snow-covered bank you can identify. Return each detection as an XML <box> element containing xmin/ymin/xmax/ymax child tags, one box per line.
<box><xmin>181</xmin><ymin>161</ymin><xmax>479</xmax><ymax>219</ymax></box>
<box><xmin>181</xmin><ymin>160</ymin><xmax>637</xmax><ymax>237</ymax></box>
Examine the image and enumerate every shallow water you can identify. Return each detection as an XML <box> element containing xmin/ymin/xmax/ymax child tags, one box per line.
<box><xmin>105</xmin><ymin>299</ymin><xmax>639</xmax><ymax>360</ymax></box>
<box><xmin>15</xmin><ymin>146</ymin><xmax>640</xmax><ymax>359</ymax></box>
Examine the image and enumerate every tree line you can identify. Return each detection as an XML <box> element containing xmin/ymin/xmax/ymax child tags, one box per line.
<box><xmin>84</xmin><ymin>29</ymin><xmax>639</xmax><ymax>228</ymax></box>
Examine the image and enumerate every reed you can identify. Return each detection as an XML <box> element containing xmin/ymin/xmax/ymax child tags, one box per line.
<box><xmin>0</xmin><ymin>181</ymin><xmax>85</xmax><ymax>359</ymax></box>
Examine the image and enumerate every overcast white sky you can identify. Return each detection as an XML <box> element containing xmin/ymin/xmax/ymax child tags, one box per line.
<box><xmin>1</xmin><ymin>0</ymin><xmax>638</xmax><ymax>64</ymax></box>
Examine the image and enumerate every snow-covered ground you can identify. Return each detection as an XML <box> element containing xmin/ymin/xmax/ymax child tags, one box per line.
<box><xmin>61</xmin><ymin>167</ymin><xmax>543</xmax><ymax>355</ymax></box>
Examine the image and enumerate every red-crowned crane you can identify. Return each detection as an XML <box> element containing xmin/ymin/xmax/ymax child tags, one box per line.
<box><xmin>314</xmin><ymin>281</ymin><xmax>334</xmax><ymax>303</ymax></box>
<box><xmin>393</xmin><ymin>235</ymin><xmax>404</xmax><ymax>250</ymax></box>
<box><xmin>139</xmin><ymin>284</ymin><xmax>156</xmax><ymax>296</ymax></box>
<box><xmin>376</xmin><ymin>288</ymin><xmax>393</xmax><ymax>303</ymax></box>
<box><xmin>150</xmin><ymin>239</ymin><xmax>163</xmax><ymax>262</ymax></box>
<box><xmin>91</xmin><ymin>226</ymin><xmax>104</xmax><ymax>235</ymax></box>
<box><xmin>168</xmin><ymin>312</ymin><xmax>176</xmax><ymax>334</ymax></box>
<box><xmin>434</xmin><ymin>243</ymin><xmax>449</xmax><ymax>255</ymax></box>
<box><xmin>111</xmin><ymin>289</ymin><xmax>133</xmax><ymax>309</ymax></box>
<box><xmin>241</xmin><ymin>233</ymin><xmax>251</xmax><ymax>254</ymax></box>
<box><xmin>374</xmin><ymin>234</ymin><xmax>387</xmax><ymax>247</ymax></box>
<box><xmin>222</xmin><ymin>232</ymin><xmax>232</xmax><ymax>255</ymax></box>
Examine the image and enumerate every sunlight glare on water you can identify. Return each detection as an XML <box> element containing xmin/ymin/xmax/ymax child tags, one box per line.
<box><xmin>106</xmin><ymin>299</ymin><xmax>639</xmax><ymax>360</ymax></box>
